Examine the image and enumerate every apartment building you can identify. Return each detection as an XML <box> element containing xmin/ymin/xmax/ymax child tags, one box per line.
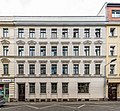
<box><xmin>0</xmin><ymin>16</ymin><xmax>106</xmax><ymax>102</ymax></box>
<box><xmin>105</xmin><ymin>3</ymin><xmax>120</xmax><ymax>101</ymax></box>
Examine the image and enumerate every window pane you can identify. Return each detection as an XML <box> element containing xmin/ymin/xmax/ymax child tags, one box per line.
<box><xmin>40</xmin><ymin>83</ymin><xmax>46</xmax><ymax>93</ymax></box>
<box><xmin>51</xmin><ymin>83</ymin><xmax>57</xmax><ymax>93</ymax></box>
<box><xmin>78</xmin><ymin>83</ymin><xmax>89</xmax><ymax>93</ymax></box>
<box><xmin>29</xmin><ymin>83</ymin><xmax>35</xmax><ymax>94</ymax></box>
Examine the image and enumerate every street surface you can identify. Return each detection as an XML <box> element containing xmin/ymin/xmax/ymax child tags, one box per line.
<box><xmin>0</xmin><ymin>101</ymin><xmax>120</xmax><ymax>111</ymax></box>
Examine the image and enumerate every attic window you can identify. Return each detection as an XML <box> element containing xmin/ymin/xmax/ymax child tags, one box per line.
<box><xmin>112</xmin><ymin>10</ymin><xmax>120</xmax><ymax>17</ymax></box>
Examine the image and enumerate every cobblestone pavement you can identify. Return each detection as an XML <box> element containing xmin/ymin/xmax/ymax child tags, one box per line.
<box><xmin>0</xmin><ymin>101</ymin><xmax>120</xmax><ymax>111</ymax></box>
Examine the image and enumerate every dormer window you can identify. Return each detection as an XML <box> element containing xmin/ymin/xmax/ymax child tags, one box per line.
<box><xmin>112</xmin><ymin>10</ymin><xmax>120</xmax><ymax>18</ymax></box>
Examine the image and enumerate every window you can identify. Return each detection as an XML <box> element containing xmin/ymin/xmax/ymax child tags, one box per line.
<box><xmin>110</xmin><ymin>64</ymin><xmax>115</xmax><ymax>75</ymax></box>
<box><xmin>110</xmin><ymin>46</ymin><xmax>115</xmax><ymax>56</ymax></box>
<box><xmin>3</xmin><ymin>64</ymin><xmax>8</xmax><ymax>75</ymax></box>
<box><xmin>73</xmin><ymin>64</ymin><xmax>79</xmax><ymax>75</ymax></box>
<box><xmin>40</xmin><ymin>64</ymin><xmax>46</xmax><ymax>75</ymax></box>
<box><xmin>73</xmin><ymin>29</ymin><xmax>79</xmax><ymax>38</ymax></box>
<box><xmin>40</xmin><ymin>83</ymin><xmax>46</xmax><ymax>93</ymax></box>
<box><xmin>29</xmin><ymin>64</ymin><xmax>35</xmax><ymax>75</ymax></box>
<box><xmin>110</xmin><ymin>28</ymin><xmax>116</xmax><ymax>36</ymax></box>
<box><xmin>18</xmin><ymin>46</ymin><xmax>24</xmax><ymax>56</ymax></box>
<box><xmin>95</xmin><ymin>29</ymin><xmax>101</xmax><ymax>38</ymax></box>
<box><xmin>51</xmin><ymin>64</ymin><xmax>57</xmax><ymax>75</ymax></box>
<box><xmin>40</xmin><ymin>46</ymin><xmax>46</xmax><ymax>56</ymax></box>
<box><xmin>84</xmin><ymin>46</ymin><xmax>90</xmax><ymax>56</ymax></box>
<box><xmin>3</xmin><ymin>28</ymin><xmax>8</xmax><ymax>38</ymax></box>
<box><xmin>84</xmin><ymin>64</ymin><xmax>90</xmax><ymax>75</ymax></box>
<box><xmin>29</xmin><ymin>28</ymin><xmax>35</xmax><ymax>38</ymax></box>
<box><xmin>112</xmin><ymin>10</ymin><xmax>120</xmax><ymax>17</ymax></box>
<box><xmin>40</xmin><ymin>29</ymin><xmax>46</xmax><ymax>38</ymax></box>
<box><xmin>29</xmin><ymin>46</ymin><xmax>35</xmax><ymax>56</ymax></box>
<box><xmin>51</xmin><ymin>83</ymin><xmax>57</xmax><ymax>93</ymax></box>
<box><xmin>29</xmin><ymin>83</ymin><xmax>35</xmax><ymax>94</ymax></box>
<box><xmin>51</xmin><ymin>46</ymin><xmax>57</xmax><ymax>56</ymax></box>
<box><xmin>95</xmin><ymin>46</ymin><xmax>101</xmax><ymax>56</ymax></box>
<box><xmin>84</xmin><ymin>29</ymin><xmax>90</xmax><ymax>38</ymax></box>
<box><xmin>73</xmin><ymin>46</ymin><xmax>79</xmax><ymax>56</ymax></box>
<box><xmin>62</xmin><ymin>83</ymin><xmax>68</xmax><ymax>93</ymax></box>
<box><xmin>95</xmin><ymin>64</ymin><xmax>100</xmax><ymax>75</ymax></box>
<box><xmin>62</xmin><ymin>46</ymin><xmax>68</xmax><ymax>56</ymax></box>
<box><xmin>51</xmin><ymin>29</ymin><xmax>57</xmax><ymax>38</ymax></box>
<box><xmin>62</xmin><ymin>64</ymin><xmax>68</xmax><ymax>75</ymax></box>
<box><xmin>18</xmin><ymin>28</ymin><xmax>24</xmax><ymax>38</ymax></box>
<box><xmin>3</xmin><ymin>46</ymin><xmax>8</xmax><ymax>56</ymax></box>
<box><xmin>78</xmin><ymin>83</ymin><xmax>89</xmax><ymax>93</ymax></box>
<box><xmin>18</xmin><ymin>64</ymin><xmax>24</xmax><ymax>74</ymax></box>
<box><xmin>62</xmin><ymin>29</ymin><xmax>68</xmax><ymax>38</ymax></box>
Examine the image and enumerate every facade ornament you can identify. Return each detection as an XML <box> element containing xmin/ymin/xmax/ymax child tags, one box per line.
<box><xmin>1</xmin><ymin>58</ymin><xmax>10</xmax><ymax>63</ymax></box>
<box><xmin>83</xmin><ymin>40</ymin><xmax>92</xmax><ymax>45</ymax></box>
<box><xmin>94</xmin><ymin>40</ymin><xmax>103</xmax><ymax>44</ymax></box>
<box><xmin>16</xmin><ymin>40</ymin><xmax>25</xmax><ymax>45</ymax></box>
<box><xmin>28</xmin><ymin>40</ymin><xmax>37</xmax><ymax>45</ymax></box>
<box><xmin>1</xmin><ymin>40</ymin><xmax>10</xmax><ymax>45</ymax></box>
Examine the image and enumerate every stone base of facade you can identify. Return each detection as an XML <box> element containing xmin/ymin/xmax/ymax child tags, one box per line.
<box><xmin>10</xmin><ymin>98</ymin><xmax>104</xmax><ymax>102</ymax></box>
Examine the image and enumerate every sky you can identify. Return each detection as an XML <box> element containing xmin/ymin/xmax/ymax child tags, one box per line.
<box><xmin>0</xmin><ymin>0</ymin><xmax>120</xmax><ymax>16</ymax></box>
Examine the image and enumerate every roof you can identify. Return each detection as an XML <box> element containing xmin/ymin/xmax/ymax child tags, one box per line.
<box><xmin>107</xmin><ymin>3</ymin><xmax>120</xmax><ymax>7</ymax></box>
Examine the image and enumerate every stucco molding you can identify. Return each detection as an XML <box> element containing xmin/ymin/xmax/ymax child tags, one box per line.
<box><xmin>1</xmin><ymin>58</ymin><xmax>10</xmax><ymax>63</ymax></box>
<box><xmin>50</xmin><ymin>42</ymin><xmax>59</xmax><ymax>45</ymax></box>
<box><xmin>28</xmin><ymin>60</ymin><xmax>36</xmax><ymax>63</ymax></box>
<box><xmin>28</xmin><ymin>40</ymin><xmax>37</xmax><ymax>45</ymax></box>
<box><xmin>72</xmin><ymin>60</ymin><xmax>81</xmax><ymax>63</ymax></box>
<box><xmin>39</xmin><ymin>42</ymin><xmax>47</xmax><ymax>45</ymax></box>
<box><xmin>1</xmin><ymin>40</ymin><xmax>10</xmax><ymax>45</ymax></box>
<box><xmin>94</xmin><ymin>60</ymin><xmax>103</xmax><ymax>63</ymax></box>
<box><xmin>50</xmin><ymin>60</ymin><xmax>59</xmax><ymax>63</ymax></box>
<box><xmin>83</xmin><ymin>60</ymin><xmax>92</xmax><ymax>63</ymax></box>
<box><xmin>83</xmin><ymin>40</ymin><xmax>92</xmax><ymax>45</ymax></box>
<box><xmin>16</xmin><ymin>40</ymin><xmax>25</xmax><ymax>45</ymax></box>
<box><xmin>39</xmin><ymin>60</ymin><xmax>48</xmax><ymax>63</ymax></box>
<box><xmin>16</xmin><ymin>60</ymin><xmax>25</xmax><ymax>63</ymax></box>
<box><xmin>94</xmin><ymin>40</ymin><xmax>103</xmax><ymax>44</ymax></box>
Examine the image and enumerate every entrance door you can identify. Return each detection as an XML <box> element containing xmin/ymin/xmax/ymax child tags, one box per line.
<box><xmin>108</xmin><ymin>83</ymin><xmax>117</xmax><ymax>101</ymax></box>
<box><xmin>18</xmin><ymin>84</ymin><xmax>25</xmax><ymax>101</ymax></box>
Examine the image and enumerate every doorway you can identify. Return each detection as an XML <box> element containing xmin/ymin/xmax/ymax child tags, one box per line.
<box><xmin>18</xmin><ymin>84</ymin><xmax>25</xmax><ymax>101</ymax></box>
<box><xmin>108</xmin><ymin>83</ymin><xmax>117</xmax><ymax>101</ymax></box>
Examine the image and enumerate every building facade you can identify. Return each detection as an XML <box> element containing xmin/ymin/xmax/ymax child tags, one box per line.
<box><xmin>105</xmin><ymin>3</ymin><xmax>120</xmax><ymax>101</ymax></box>
<box><xmin>0</xmin><ymin>16</ymin><xmax>106</xmax><ymax>102</ymax></box>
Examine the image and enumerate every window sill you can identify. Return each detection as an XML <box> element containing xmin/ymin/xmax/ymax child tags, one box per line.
<box><xmin>39</xmin><ymin>38</ymin><xmax>47</xmax><ymax>39</ymax></box>
<box><xmin>72</xmin><ymin>37</ymin><xmax>80</xmax><ymax>39</ymax></box>
<box><xmin>2</xmin><ymin>74</ymin><xmax>10</xmax><ymax>76</ymax></box>
<box><xmin>62</xmin><ymin>93</ymin><xmax>69</xmax><ymax>95</ymax></box>
<box><xmin>29</xmin><ymin>93</ymin><xmax>35</xmax><ymax>95</ymax></box>
<box><xmin>51</xmin><ymin>37</ymin><xmax>58</xmax><ymax>39</ymax></box>
<box><xmin>109</xmin><ymin>55</ymin><xmax>117</xmax><ymax>57</ymax></box>
<box><xmin>108</xmin><ymin>74</ymin><xmax>117</xmax><ymax>76</ymax></box>
<box><xmin>78</xmin><ymin>93</ymin><xmax>89</xmax><ymax>94</ymax></box>
<box><xmin>1</xmin><ymin>37</ymin><xmax>9</xmax><ymax>39</ymax></box>
<box><xmin>28</xmin><ymin>37</ymin><xmax>36</xmax><ymax>39</ymax></box>
<box><xmin>109</xmin><ymin>36</ymin><xmax>118</xmax><ymax>38</ymax></box>
<box><xmin>94</xmin><ymin>37</ymin><xmax>102</xmax><ymax>39</ymax></box>
<box><xmin>16</xmin><ymin>74</ymin><xmax>25</xmax><ymax>76</ymax></box>
<box><xmin>17</xmin><ymin>37</ymin><xmax>25</xmax><ymax>39</ymax></box>
<box><xmin>51</xmin><ymin>93</ymin><xmax>58</xmax><ymax>95</ymax></box>
<box><xmin>40</xmin><ymin>93</ymin><xmax>47</xmax><ymax>95</ymax></box>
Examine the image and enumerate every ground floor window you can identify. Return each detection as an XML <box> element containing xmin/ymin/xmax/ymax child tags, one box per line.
<box><xmin>51</xmin><ymin>83</ymin><xmax>57</xmax><ymax>93</ymax></box>
<box><xmin>78</xmin><ymin>83</ymin><xmax>89</xmax><ymax>93</ymax></box>
<box><xmin>62</xmin><ymin>83</ymin><xmax>68</xmax><ymax>93</ymax></box>
<box><xmin>29</xmin><ymin>83</ymin><xmax>35</xmax><ymax>94</ymax></box>
<box><xmin>40</xmin><ymin>83</ymin><xmax>46</xmax><ymax>93</ymax></box>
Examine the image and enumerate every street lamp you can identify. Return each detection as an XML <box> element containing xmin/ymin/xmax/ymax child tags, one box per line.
<box><xmin>104</xmin><ymin>58</ymin><xmax>117</xmax><ymax>100</ymax></box>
